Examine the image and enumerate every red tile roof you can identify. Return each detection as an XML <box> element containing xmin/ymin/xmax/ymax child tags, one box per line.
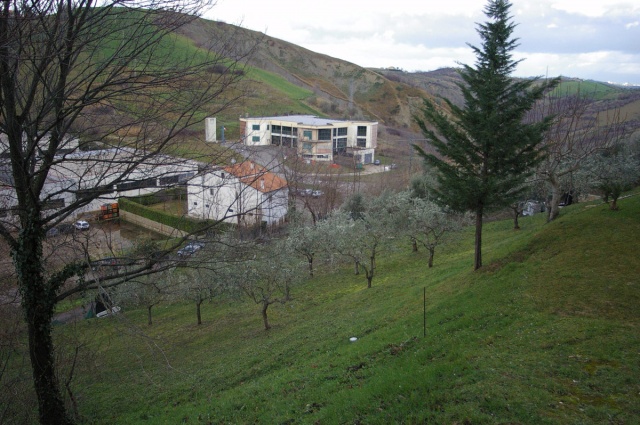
<box><xmin>223</xmin><ymin>161</ymin><xmax>287</xmax><ymax>193</ymax></box>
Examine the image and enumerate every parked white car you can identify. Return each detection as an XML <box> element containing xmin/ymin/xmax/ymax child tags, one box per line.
<box><xmin>74</xmin><ymin>220</ymin><xmax>90</xmax><ymax>230</ymax></box>
<box><xmin>177</xmin><ymin>241</ymin><xmax>205</xmax><ymax>257</ymax></box>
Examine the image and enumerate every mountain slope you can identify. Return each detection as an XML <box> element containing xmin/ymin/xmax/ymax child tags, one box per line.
<box><xmin>177</xmin><ymin>17</ymin><xmax>640</xmax><ymax>144</ymax></box>
<box><xmin>177</xmin><ymin>19</ymin><xmax>436</xmax><ymax>133</ymax></box>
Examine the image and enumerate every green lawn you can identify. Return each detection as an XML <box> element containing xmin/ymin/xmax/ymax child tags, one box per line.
<box><xmin>49</xmin><ymin>192</ymin><xmax>640</xmax><ymax>424</ymax></box>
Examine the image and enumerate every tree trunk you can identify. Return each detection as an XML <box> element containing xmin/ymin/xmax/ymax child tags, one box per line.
<box><xmin>27</xmin><ymin>317</ymin><xmax>74</xmax><ymax>425</ymax></box>
<box><xmin>17</xmin><ymin>227</ymin><xmax>74</xmax><ymax>425</ymax></box>
<box><xmin>610</xmin><ymin>196</ymin><xmax>619</xmax><ymax>211</ymax></box>
<box><xmin>411</xmin><ymin>237</ymin><xmax>418</xmax><ymax>253</ymax></box>
<box><xmin>474</xmin><ymin>206</ymin><xmax>483</xmax><ymax>270</ymax></box>
<box><xmin>428</xmin><ymin>248</ymin><xmax>435</xmax><ymax>268</ymax></box>
<box><xmin>147</xmin><ymin>305</ymin><xmax>153</xmax><ymax>326</ymax></box>
<box><xmin>365</xmin><ymin>255</ymin><xmax>375</xmax><ymax>288</ymax></box>
<box><xmin>354</xmin><ymin>260</ymin><xmax>360</xmax><ymax>275</ymax></box>
<box><xmin>548</xmin><ymin>177</ymin><xmax>562</xmax><ymax>222</ymax></box>
<box><xmin>196</xmin><ymin>298</ymin><xmax>202</xmax><ymax>325</ymax></box>
<box><xmin>261</xmin><ymin>303</ymin><xmax>271</xmax><ymax>330</ymax></box>
<box><xmin>307</xmin><ymin>255</ymin><xmax>314</xmax><ymax>277</ymax></box>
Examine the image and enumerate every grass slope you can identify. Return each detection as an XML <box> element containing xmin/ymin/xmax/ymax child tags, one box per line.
<box><xmin>62</xmin><ymin>193</ymin><xmax>640</xmax><ymax>424</ymax></box>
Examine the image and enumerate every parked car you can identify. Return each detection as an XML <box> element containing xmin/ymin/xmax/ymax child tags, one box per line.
<box><xmin>522</xmin><ymin>200</ymin><xmax>545</xmax><ymax>216</ymax></box>
<box><xmin>177</xmin><ymin>241</ymin><xmax>205</xmax><ymax>257</ymax></box>
<box><xmin>373</xmin><ymin>159</ymin><xmax>381</xmax><ymax>166</ymax></box>
<box><xmin>74</xmin><ymin>220</ymin><xmax>90</xmax><ymax>230</ymax></box>
<box><xmin>311</xmin><ymin>190</ymin><xmax>324</xmax><ymax>198</ymax></box>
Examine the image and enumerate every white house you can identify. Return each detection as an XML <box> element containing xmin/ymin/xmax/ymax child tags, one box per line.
<box><xmin>187</xmin><ymin>160</ymin><xmax>288</xmax><ymax>226</ymax></box>
<box><xmin>239</xmin><ymin>115</ymin><xmax>378</xmax><ymax>164</ymax></box>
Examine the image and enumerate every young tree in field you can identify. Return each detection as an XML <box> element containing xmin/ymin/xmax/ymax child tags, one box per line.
<box><xmin>578</xmin><ymin>140</ymin><xmax>640</xmax><ymax>210</ymax></box>
<box><xmin>113</xmin><ymin>269</ymin><xmax>173</xmax><ymax>326</ymax></box>
<box><xmin>530</xmin><ymin>89</ymin><xmax>628</xmax><ymax>221</ymax></box>
<box><xmin>179</xmin><ymin>268</ymin><xmax>222</xmax><ymax>326</ymax></box>
<box><xmin>0</xmin><ymin>2</ymin><xmax>252</xmax><ymax>422</ymax></box>
<box><xmin>286</xmin><ymin>223</ymin><xmax>323</xmax><ymax>277</ymax></box>
<box><xmin>413</xmin><ymin>0</ymin><xmax>558</xmax><ymax>270</ymax></box>
<box><xmin>229</xmin><ymin>240</ymin><xmax>303</xmax><ymax>331</ymax></box>
<box><xmin>406</xmin><ymin>197</ymin><xmax>466</xmax><ymax>268</ymax></box>
<box><xmin>329</xmin><ymin>192</ymin><xmax>401</xmax><ymax>288</ymax></box>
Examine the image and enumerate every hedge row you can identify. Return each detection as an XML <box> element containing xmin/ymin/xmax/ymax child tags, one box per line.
<box><xmin>118</xmin><ymin>196</ymin><xmax>212</xmax><ymax>234</ymax></box>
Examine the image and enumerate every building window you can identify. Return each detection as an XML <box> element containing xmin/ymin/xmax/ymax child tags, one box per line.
<box><xmin>335</xmin><ymin>127</ymin><xmax>347</xmax><ymax>136</ymax></box>
<box><xmin>252</xmin><ymin>124</ymin><xmax>260</xmax><ymax>130</ymax></box>
<box><xmin>318</xmin><ymin>129</ymin><xmax>331</xmax><ymax>140</ymax></box>
<box><xmin>117</xmin><ymin>178</ymin><xmax>157</xmax><ymax>192</ymax></box>
<box><xmin>357</xmin><ymin>126</ymin><xmax>367</xmax><ymax>137</ymax></box>
<box><xmin>272</xmin><ymin>125</ymin><xmax>281</xmax><ymax>133</ymax></box>
<box><xmin>357</xmin><ymin>139</ymin><xmax>367</xmax><ymax>148</ymax></box>
<box><xmin>193</xmin><ymin>202</ymin><xmax>198</xmax><ymax>206</ymax></box>
<box><xmin>303</xmin><ymin>130</ymin><xmax>312</xmax><ymax>140</ymax></box>
<box><xmin>333</xmin><ymin>138</ymin><xmax>347</xmax><ymax>154</ymax></box>
<box><xmin>252</xmin><ymin>136</ymin><xmax>260</xmax><ymax>142</ymax></box>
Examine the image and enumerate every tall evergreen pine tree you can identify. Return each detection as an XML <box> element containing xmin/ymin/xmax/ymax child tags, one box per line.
<box><xmin>414</xmin><ymin>0</ymin><xmax>558</xmax><ymax>270</ymax></box>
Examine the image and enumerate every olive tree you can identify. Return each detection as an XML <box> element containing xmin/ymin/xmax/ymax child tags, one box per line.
<box><xmin>227</xmin><ymin>239</ymin><xmax>304</xmax><ymax>330</ymax></box>
<box><xmin>286</xmin><ymin>223</ymin><xmax>324</xmax><ymax>277</ymax></box>
<box><xmin>328</xmin><ymin>191</ymin><xmax>402</xmax><ymax>288</ymax></box>
<box><xmin>405</xmin><ymin>197</ymin><xmax>466</xmax><ymax>268</ymax></box>
<box><xmin>578</xmin><ymin>141</ymin><xmax>640</xmax><ymax>210</ymax></box>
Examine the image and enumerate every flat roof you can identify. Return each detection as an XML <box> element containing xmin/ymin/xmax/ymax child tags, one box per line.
<box><xmin>242</xmin><ymin>115</ymin><xmax>377</xmax><ymax>126</ymax></box>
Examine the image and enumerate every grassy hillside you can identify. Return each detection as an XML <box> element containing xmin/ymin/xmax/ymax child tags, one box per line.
<box><xmin>49</xmin><ymin>192</ymin><xmax>640</xmax><ymax>424</ymax></box>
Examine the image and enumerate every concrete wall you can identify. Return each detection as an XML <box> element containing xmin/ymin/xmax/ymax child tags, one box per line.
<box><xmin>120</xmin><ymin>210</ymin><xmax>187</xmax><ymax>238</ymax></box>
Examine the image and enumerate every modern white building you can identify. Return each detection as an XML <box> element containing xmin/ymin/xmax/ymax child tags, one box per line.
<box><xmin>187</xmin><ymin>160</ymin><xmax>288</xmax><ymax>226</ymax></box>
<box><xmin>239</xmin><ymin>115</ymin><xmax>378</xmax><ymax>164</ymax></box>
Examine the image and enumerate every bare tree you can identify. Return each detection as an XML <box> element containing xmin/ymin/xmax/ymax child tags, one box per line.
<box><xmin>0</xmin><ymin>2</ymin><xmax>254</xmax><ymax>423</ymax></box>
<box><xmin>531</xmin><ymin>88</ymin><xmax>628</xmax><ymax>221</ymax></box>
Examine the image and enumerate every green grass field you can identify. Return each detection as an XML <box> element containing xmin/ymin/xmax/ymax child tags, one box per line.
<box><xmin>48</xmin><ymin>192</ymin><xmax>640</xmax><ymax>424</ymax></box>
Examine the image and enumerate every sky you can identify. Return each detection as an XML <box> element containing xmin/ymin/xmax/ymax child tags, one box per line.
<box><xmin>205</xmin><ymin>0</ymin><xmax>640</xmax><ymax>86</ymax></box>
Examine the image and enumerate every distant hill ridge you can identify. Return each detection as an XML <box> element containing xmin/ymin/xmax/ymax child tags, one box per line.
<box><xmin>176</xmin><ymin>14</ymin><xmax>640</xmax><ymax>141</ymax></box>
